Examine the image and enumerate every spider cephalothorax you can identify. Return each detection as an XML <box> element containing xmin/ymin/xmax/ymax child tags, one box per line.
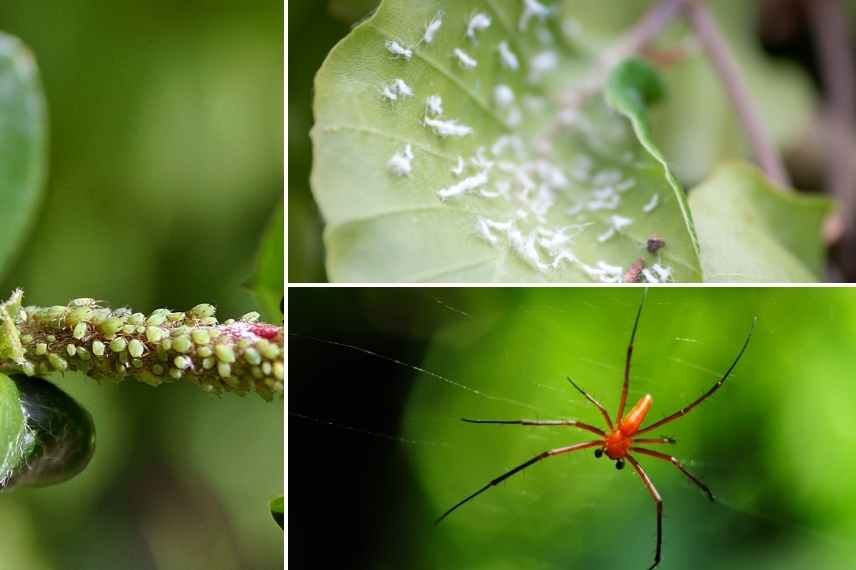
<box><xmin>437</xmin><ymin>291</ymin><xmax>755</xmax><ymax>570</ymax></box>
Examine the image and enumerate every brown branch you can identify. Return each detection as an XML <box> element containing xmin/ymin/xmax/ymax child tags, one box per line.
<box><xmin>686</xmin><ymin>0</ymin><xmax>791</xmax><ymax>187</ymax></box>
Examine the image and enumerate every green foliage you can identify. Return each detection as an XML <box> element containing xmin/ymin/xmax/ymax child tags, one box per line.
<box><xmin>270</xmin><ymin>495</ymin><xmax>284</xmax><ymax>529</ymax></box>
<box><xmin>690</xmin><ymin>163</ymin><xmax>834</xmax><ymax>282</ymax></box>
<box><xmin>0</xmin><ymin>34</ymin><xmax>47</xmax><ymax>280</ymax></box>
<box><xmin>252</xmin><ymin>204</ymin><xmax>284</xmax><ymax>322</ymax></box>
<box><xmin>0</xmin><ymin>373</ymin><xmax>25</xmax><ymax>484</ymax></box>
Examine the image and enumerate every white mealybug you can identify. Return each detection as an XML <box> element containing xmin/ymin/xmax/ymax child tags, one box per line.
<box><xmin>387</xmin><ymin>144</ymin><xmax>414</xmax><ymax>177</ymax></box>
<box><xmin>393</xmin><ymin>79</ymin><xmax>413</xmax><ymax>97</ymax></box>
<box><xmin>423</xmin><ymin>11</ymin><xmax>444</xmax><ymax>44</ymax></box>
<box><xmin>424</xmin><ymin>116</ymin><xmax>473</xmax><ymax>137</ymax></box>
<box><xmin>519</xmin><ymin>0</ymin><xmax>551</xmax><ymax>31</ymax></box>
<box><xmin>437</xmin><ymin>171</ymin><xmax>488</xmax><ymax>200</ymax></box>
<box><xmin>466</xmin><ymin>13</ymin><xmax>491</xmax><ymax>41</ymax></box>
<box><xmin>385</xmin><ymin>40</ymin><xmax>413</xmax><ymax>60</ymax></box>
<box><xmin>451</xmin><ymin>156</ymin><xmax>466</xmax><ymax>176</ymax></box>
<box><xmin>497</xmin><ymin>41</ymin><xmax>519</xmax><ymax>70</ymax></box>
<box><xmin>494</xmin><ymin>84</ymin><xmax>515</xmax><ymax>107</ymax></box>
<box><xmin>642</xmin><ymin>193</ymin><xmax>660</xmax><ymax>214</ymax></box>
<box><xmin>528</xmin><ymin>50</ymin><xmax>558</xmax><ymax>82</ymax></box>
<box><xmin>453</xmin><ymin>48</ymin><xmax>477</xmax><ymax>69</ymax></box>
<box><xmin>425</xmin><ymin>95</ymin><xmax>443</xmax><ymax>117</ymax></box>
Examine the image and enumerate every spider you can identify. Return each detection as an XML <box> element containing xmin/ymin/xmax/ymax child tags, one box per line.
<box><xmin>436</xmin><ymin>292</ymin><xmax>756</xmax><ymax>569</ymax></box>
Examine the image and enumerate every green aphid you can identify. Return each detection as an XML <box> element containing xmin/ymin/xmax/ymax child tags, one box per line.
<box><xmin>217</xmin><ymin>362</ymin><xmax>231</xmax><ymax>378</ymax></box>
<box><xmin>90</xmin><ymin>308</ymin><xmax>112</xmax><ymax>325</ymax></box>
<box><xmin>77</xmin><ymin>346</ymin><xmax>91</xmax><ymax>361</ymax></box>
<box><xmin>197</xmin><ymin>346</ymin><xmax>213</xmax><ymax>358</ymax></box>
<box><xmin>146</xmin><ymin>312</ymin><xmax>167</xmax><ymax>327</ymax></box>
<box><xmin>73</xmin><ymin>322</ymin><xmax>88</xmax><ymax>340</ymax></box>
<box><xmin>20</xmin><ymin>334</ymin><xmax>33</xmax><ymax>344</ymax></box>
<box><xmin>199</xmin><ymin>317</ymin><xmax>218</xmax><ymax>326</ymax></box>
<box><xmin>190</xmin><ymin>304</ymin><xmax>216</xmax><ymax>319</ymax></box>
<box><xmin>99</xmin><ymin>317</ymin><xmax>124</xmax><ymax>337</ymax></box>
<box><xmin>257</xmin><ymin>340</ymin><xmax>280</xmax><ymax>360</ymax></box>
<box><xmin>237</xmin><ymin>339</ymin><xmax>251</xmax><ymax>350</ymax></box>
<box><xmin>251</xmin><ymin>366</ymin><xmax>263</xmax><ymax>379</ymax></box>
<box><xmin>35</xmin><ymin>343</ymin><xmax>47</xmax><ymax>356</ymax></box>
<box><xmin>160</xmin><ymin>338</ymin><xmax>172</xmax><ymax>351</ymax></box>
<box><xmin>66</xmin><ymin>344</ymin><xmax>77</xmax><ymax>357</ymax></box>
<box><xmin>168</xmin><ymin>368</ymin><xmax>183</xmax><ymax>380</ymax></box>
<box><xmin>45</xmin><ymin>305</ymin><xmax>68</xmax><ymax>321</ymax></box>
<box><xmin>128</xmin><ymin>339</ymin><xmax>145</xmax><ymax>358</ymax></box>
<box><xmin>145</xmin><ymin>326</ymin><xmax>164</xmax><ymax>343</ymax></box>
<box><xmin>202</xmin><ymin>357</ymin><xmax>215</xmax><ymax>370</ymax></box>
<box><xmin>46</xmin><ymin>335</ymin><xmax>57</xmax><ymax>343</ymax></box>
<box><xmin>47</xmin><ymin>353</ymin><xmax>68</xmax><ymax>371</ymax></box>
<box><xmin>113</xmin><ymin>308</ymin><xmax>132</xmax><ymax>318</ymax></box>
<box><xmin>69</xmin><ymin>297</ymin><xmax>96</xmax><ymax>307</ymax></box>
<box><xmin>244</xmin><ymin>348</ymin><xmax>262</xmax><ymax>366</ymax></box>
<box><xmin>273</xmin><ymin>362</ymin><xmax>284</xmax><ymax>380</ymax></box>
<box><xmin>110</xmin><ymin>338</ymin><xmax>128</xmax><ymax>353</ymax></box>
<box><xmin>223</xmin><ymin>319</ymin><xmax>236</xmax><ymax>326</ymax></box>
<box><xmin>152</xmin><ymin>364</ymin><xmax>165</xmax><ymax>376</ymax></box>
<box><xmin>240</xmin><ymin>312</ymin><xmax>261</xmax><ymax>323</ymax></box>
<box><xmin>121</xmin><ymin>324</ymin><xmax>136</xmax><ymax>335</ymax></box>
<box><xmin>208</xmin><ymin>329</ymin><xmax>221</xmax><ymax>339</ymax></box>
<box><xmin>132</xmin><ymin>358</ymin><xmax>143</xmax><ymax>368</ymax></box>
<box><xmin>173</xmin><ymin>355</ymin><xmax>191</xmax><ymax>370</ymax></box>
<box><xmin>128</xmin><ymin>312</ymin><xmax>146</xmax><ymax>326</ymax></box>
<box><xmin>214</xmin><ymin>344</ymin><xmax>236</xmax><ymax>364</ymax></box>
<box><xmin>167</xmin><ymin>312</ymin><xmax>185</xmax><ymax>322</ymax></box>
<box><xmin>66</xmin><ymin>307</ymin><xmax>93</xmax><ymax>327</ymax></box>
<box><xmin>172</xmin><ymin>335</ymin><xmax>193</xmax><ymax>354</ymax></box>
<box><xmin>262</xmin><ymin>362</ymin><xmax>272</xmax><ymax>376</ymax></box>
<box><xmin>191</xmin><ymin>329</ymin><xmax>210</xmax><ymax>345</ymax></box>
<box><xmin>91</xmin><ymin>340</ymin><xmax>105</xmax><ymax>357</ymax></box>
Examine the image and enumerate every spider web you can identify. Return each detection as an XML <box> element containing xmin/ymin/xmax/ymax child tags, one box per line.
<box><xmin>288</xmin><ymin>288</ymin><xmax>843</xmax><ymax>569</ymax></box>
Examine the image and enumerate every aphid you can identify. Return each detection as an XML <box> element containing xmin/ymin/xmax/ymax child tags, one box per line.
<box><xmin>466</xmin><ymin>13</ymin><xmax>491</xmax><ymax>41</ymax></box>
<box><xmin>385</xmin><ymin>40</ymin><xmax>412</xmax><ymax>61</ymax></box>
<box><xmin>647</xmin><ymin>237</ymin><xmax>666</xmax><ymax>254</ymax></box>
<box><xmin>453</xmin><ymin>48</ymin><xmax>477</xmax><ymax>69</ymax></box>
<box><xmin>424</xmin><ymin>116</ymin><xmax>473</xmax><ymax>138</ymax></box>
<box><xmin>437</xmin><ymin>291</ymin><xmax>756</xmax><ymax>570</ymax></box>
<box><xmin>423</xmin><ymin>11</ymin><xmax>444</xmax><ymax>44</ymax></box>
<box><xmin>497</xmin><ymin>41</ymin><xmax>519</xmax><ymax>70</ymax></box>
<box><xmin>623</xmin><ymin>257</ymin><xmax>646</xmax><ymax>283</ymax></box>
<box><xmin>387</xmin><ymin>144</ymin><xmax>414</xmax><ymax>177</ymax></box>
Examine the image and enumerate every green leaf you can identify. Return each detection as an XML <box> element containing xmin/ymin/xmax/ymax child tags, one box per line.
<box><xmin>270</xmin><ymin>495</ymin><xmax>284</xmax><ymax>529</ymax></box>
<box><xmin>689</xmin><ymin>163</ymin><xmax>833</xmax><ymax>282</ymax></box>
<box><xmin>252</xmin><ymin>203</ymin><xmax>284</xmax><ymax>322</ymax></box>
<box><xmin>0</xmin><ymin>34</ymin><xmax>48</xmax><ymax>280</ymax></box>
<box><xmin>0</xmin><ymin>374</ymin><xmax>95</xmax><ymax>489</ymax></box>
<box><xmin>312</xmin><ymin>0</ymin><xmax>702</xmax><ymax>282</ymax></box>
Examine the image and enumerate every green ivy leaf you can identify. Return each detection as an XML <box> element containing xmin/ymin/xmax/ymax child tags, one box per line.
<box><xmin>0</xmin><ymin>34</ymin><xmax>48</xmax><ymax>281</ymax></box>
<box><xmin>689</xmin><ymin>163</ymin><xmax>833</xmax><ymax>282</ymax></box>
<box><xmin>312</xmin><ymin>0</ymin><xmax>702</xmax><ymax>282</ymax></box>
<box><xmin>270</xmin><ymin>495</ymin><xmax>284</xmax><ymax>529</ymax></box>
<box><xmin>251</xmin><ymin>203</ymin><xmax>284</xmax><ymax>322</ymax></box>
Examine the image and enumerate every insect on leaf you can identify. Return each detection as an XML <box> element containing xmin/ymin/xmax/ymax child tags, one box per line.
<box><xmin>311</xmin><ymin>0</ymin><xmax>703</xmax><ymax>282</ymax></box>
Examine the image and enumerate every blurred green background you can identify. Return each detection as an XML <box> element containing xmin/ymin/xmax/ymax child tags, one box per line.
<box><xmin>291</xmin><ymin>287</ymin><xmax>856</xmax><ymax>569</ymax></box>
<box><xmin>0</xmin><ymin>1</ymin><xmax>283</xmax><ymax>569</ymax></box>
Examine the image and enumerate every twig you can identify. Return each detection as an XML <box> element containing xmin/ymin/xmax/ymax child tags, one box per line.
<box><xmin>557</xmin><ymin>0</ymin><xmax>688</xmax><ymax>125</ymax></box>
<box><xmin>686</xmin><ymin>0</ymin><xmax>791</xmax><ymax>187</ymax></box>
<box><xmin>807</xmin><ymin>0</ymin><xmax>856</xmax><ymax>246</ymax></box>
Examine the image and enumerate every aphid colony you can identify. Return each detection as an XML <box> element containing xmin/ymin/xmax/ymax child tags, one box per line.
<box><xmin>377</xmin><ymin>4</ymin><xmax>672</xmax><ymax>282</ymax></box>
<box><xmin>2</xmin><ymin>291</ymin><xmax>283</xmax><ymax>400</ymax></box>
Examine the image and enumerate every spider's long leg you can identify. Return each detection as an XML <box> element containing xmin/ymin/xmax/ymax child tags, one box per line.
<box><xmin>461</xmin><ymin>418</ymin><xmax>604</xmax><ymax>437</ymax></box>
<box><xmin>616</xmin><ymin>289</ymin><xmax>647</xmax><ymax>424</ymax></box>
<box><xmin>626</xmin><ymin>454</ymin><xmax>663</xmax><ymax>570</ymax></box>
<box><xmin>632</xmin><ymin>437</ymin><xmax>676</xmax><ymax>445</ymax></box>
<box><xmin>567</xmin><ymin>377</ymin><xmax>613</xmax><ymax>431</ymax></box>
<box><xmin>637</xmin><ymin>317</ymin><xmax>756</xmax><ymax>435</ymax></box>
<box><xmin>435</xmin><ymin>440</ymin><xmax>601</xmax><ymax>524</ymax></box>
<box><xmin>631</xmin><ymin>447</ymin><xmax>714</xmax><ymax>501</ymax></box>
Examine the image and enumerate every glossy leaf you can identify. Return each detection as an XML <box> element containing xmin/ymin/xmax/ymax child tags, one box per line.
<box><xmin>0</xmin><ymin>34</ymin><xmax>48</xmax><ymax>280</ymax></box>
<box><xmin>0</xmin><ymin>374</ymin><xmax>95</xmax><ymax>489</ymax></box>
<box><xmin>689</xmin><ymin>163</ymin><xmax>833</xmax><ymax>282</ymax></box>
<box><xmin>312</xmin><ymin>0</ymin><xmax>703</xmax><ymax>282</ymax></box>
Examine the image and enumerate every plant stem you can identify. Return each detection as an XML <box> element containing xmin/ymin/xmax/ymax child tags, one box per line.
<box><xmin>0</xmin><ymin>290</ymin><xmax>284</xmax><ymax>400</ymax></box>
<box><xmin>808</xmin><ymin>0</ymin><xmax>856</xmax><ymax>250</ymax></box>
<box><xmin>686</xmin><ymin>0</ymin><xmax>791</xmax><ymax>187</ymax></box>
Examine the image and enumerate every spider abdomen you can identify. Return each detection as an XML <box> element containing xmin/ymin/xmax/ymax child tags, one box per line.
<box><xmin>620</xmin><ymin>394</ymin><xmax>653</xmax><ymax>436</ymax></box>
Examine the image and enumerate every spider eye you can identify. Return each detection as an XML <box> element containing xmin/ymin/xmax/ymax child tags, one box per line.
<box><xmin>615</xmin><ymin>459</ymin><xmax>625</xmax><ymax>470</ymax></box>
<box><xmin>594</xmin><ymin>449</ymin><xmax>603</xmax><ymax>458</ymax></box>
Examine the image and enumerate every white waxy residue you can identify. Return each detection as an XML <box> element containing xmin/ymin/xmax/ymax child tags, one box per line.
<box><xmin>519</xmin><ymin>0</ymin><xmax>551</xmax><ymax>31</ymax></box>
<box><xmin>387</xmin><ymin>144</ymin><xmax>414</xmax><ymax>177</ymax></box>
<box><xmin>497</xmin><ymin>40</ymin><xmax>519</xmax><ymax>70</ymax></box>
<box><xmin>437</xmin><ymin>171</ymin><xmax>488</xmax><ymax>200</ymax></box>
<box><xmin>494</xmin><ymin>84</ymin><xmax>515</xmax><ymax>107</ymax></box>
<box><xmin>528</xmin><ymin>50</ymin><xmax>558</xmax><ymax>82</ymax></box>
<box><xmin>642</xmin><ymin>193</ymin><xmax>660</xmax><ymax>214</ymax></box>
<box><xmin>385</xmin><ymin>40</ymin><xmax>412</xmax><ymax>60</ymax></box>
<box><xmin>424</xmin><ymin>116</ymin><xmax>473</xmax><ymax>137</ymax></box>
<box><xmin>381</xmin><ymin>78</ymin><xmax>413</xmax><ymax>101</ymax></box>
<box><xmin>453</xmin><ymin>48</ymin><xmax>478</xmax><ymax>69</ymax></box>
<box><xmin>466</xmin><ymin>13</ymin><xmax>491</xmax><ymax>41</ymax></box>
<box><xmin>423</xmin><ymin>12</ymin><xmax>444</xmax><ymax>44</ymax></box>
<box><xmin>425</xmin><ymin>95</ymin><xmax>443</xmax><ymax>116</ymax></box>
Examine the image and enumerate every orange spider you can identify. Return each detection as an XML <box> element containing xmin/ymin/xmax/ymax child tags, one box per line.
<box><xmin>436</xmin><ymin>292</ymin><xmax>756</xmax><ymax>569</ymax></box>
